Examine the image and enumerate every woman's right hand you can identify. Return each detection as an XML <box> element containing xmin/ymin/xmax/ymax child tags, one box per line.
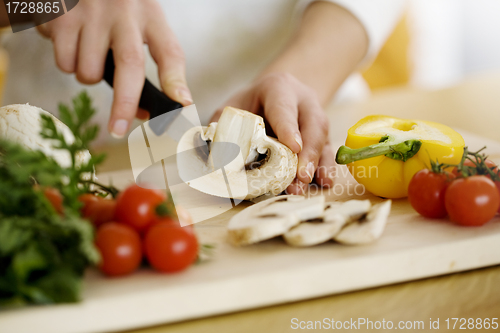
<box><xmin>37</xmin><ymin>0</ymin><xmax>192</xmax><ymax>138</ymax></box>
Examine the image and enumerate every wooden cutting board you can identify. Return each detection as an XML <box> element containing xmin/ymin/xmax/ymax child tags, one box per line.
<box><xmin>2</xmin><ymin>130</ymin><xmax>500</xmax><ymax>333</ymax></box>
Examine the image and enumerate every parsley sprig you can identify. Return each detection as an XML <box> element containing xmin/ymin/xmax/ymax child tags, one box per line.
<box><xmin>0</xmin><ymin>91</ymin><xmax>107</xmax><ymax>306</ymax></box>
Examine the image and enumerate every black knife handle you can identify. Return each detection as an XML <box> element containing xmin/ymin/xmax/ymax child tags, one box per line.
<box><xmin>103</xmin><ymin>50</ymin><xmax>183</xmax><ymax>120</ymax></box>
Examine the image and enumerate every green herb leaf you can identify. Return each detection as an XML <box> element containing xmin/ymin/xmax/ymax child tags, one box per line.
<box><xmin>0</xmin><ymin>91</ymin><xmax>105</xmax><ymax>306</ymax></box>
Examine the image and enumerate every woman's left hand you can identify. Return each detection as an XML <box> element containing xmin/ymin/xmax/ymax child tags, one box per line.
<box><xmin>210</xmin><ymin>72</ymin><xmax>337</xmax><ymax>195</ymax></box>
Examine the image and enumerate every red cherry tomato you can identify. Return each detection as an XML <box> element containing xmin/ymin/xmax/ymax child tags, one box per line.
<box><xmin>115</xmin><ymin>184</ymin><xmax>166</xmax><ymax>233</ymax></box>
<box><xmin>496</xmin><ymin>181</ymin><xmax>500</xmax><ymax>214</ymax></box>
<box><xmin>150</xmin><ymin>215</ymin><xmax>179</xmax><ymax>227</ymax></box>
<box><xmin>408</xmin><ymin>169</ymin><xmax>454</xmax><ymax>218</ymax></box>
<box><xmin>95</xmin><ymin>222</ymin><xmax>142</xmax><ymax>276</ymax></box>
<box><xmin>78</xmin><ymin>193</ymin><xmax>99</xmax><ymax>212</ymax></box>
<box><xmin>82</xmin><ymin>197</ymin><xmax>117</xmax><ymax>227</ymax></box>
<box><xmin>43</xmin><ymin>187</ymin><xmax>64</xmax><ymax>215</ymax></box>
<box><xmin>144</xmin><ymin>223</ymin><xmax>198</xmax><ymax>273</ymax></box>
<box><xmin>445</xmin><ymin>175</ymin><xmax>500</xmax><ymax>226</ymax></box>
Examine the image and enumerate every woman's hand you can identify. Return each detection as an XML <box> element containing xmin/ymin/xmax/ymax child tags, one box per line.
<box><xmin>211</xmin><ymin>72</ymin><xmax>337</xmax><ymax>195</ymax></box>
<box><xmin>210</xmin><ymin>2</ymin><xmax>369</xmax><ymax>194</ymax></box>
<box><xmin>37</xmin><ymin>0</ymin><xmax>192</xmax><ymax>138</ymax></box>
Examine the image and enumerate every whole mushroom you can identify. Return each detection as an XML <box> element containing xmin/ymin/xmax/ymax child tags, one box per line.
<box><xmin>0</xmin><ymin>103</ymin><xmax>90</xmax><ymax>167</ymax></box>
<box><xmin>177</xmin><ymin>106</ymin><xmax>298</xmax><ymax>200</ymax></box>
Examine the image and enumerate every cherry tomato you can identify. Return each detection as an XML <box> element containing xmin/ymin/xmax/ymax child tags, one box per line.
<box><xmin>408</xmin><ymin>169</ymin><xmax>454</xmax><ymax>218</ymax></box>
<box><xmin>78</xmin><ymin>193</ymin><xmax>99</xmax><ymax>214</ymax></box>
<box><xmin>43</xmin><ymin>187</ymin><xmax>63</xmax><ymax>215</ymax></box>
<box><xmin>115</xmin><ymin>184</ymin><xmax>166</xmax><ymax>233</ymax></box>
<box><xmin>151</xmin><ymin>215</ymin><xmax>178</xmax><ymax>227</ymax></box>
<box><xmin>144</xmin><ymin>223</ymin><xmax>198</xmax><ymax>273</ymax></box>
<box><xmin>445</xmin><ymin>175</ymin><xmax>500</xmax><ymax>226</ymax></box>
<box><xmin>496</xmin><ymin>181</ymin><xmax>500</xmax><ymax>214</ymax></box>
<box><xmin>87</xmin><ymin>199</ymin><xmax>117</xmax><ymax>227</ymax></box>
<box><xmin>95</xmin><ymin>222</ymin><xmax>142</xmax><ymax>276</ymax></box>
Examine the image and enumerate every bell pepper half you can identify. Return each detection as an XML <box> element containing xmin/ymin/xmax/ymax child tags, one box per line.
<box><xmin>335</xmin><ymin>115</ymin><xmax>465</xmax><ymax>198</ymax></box>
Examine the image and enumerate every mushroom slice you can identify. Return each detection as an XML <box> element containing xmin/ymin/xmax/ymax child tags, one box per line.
<box><xmin>334</xmin><ymin>200</ymin><xmax>392</xmax><ymax>245</ymax></box>
<box><xmin>177</xmin><ymin>107</ymin><xmax>298</xmax><ymax>200</ymax></box>
<box><xmin>227</xmin><ymin>195</ymin><xmax>325</xmax><ymax>246</ymax></box>
<box><xmin>283</xmin><ymin>221</ymin><xmax>339</xmax><ymax>247</ymax></box>
<box><xmin>324</xmin><ymin>199</ymin><xmax>372</xmax><ymax>230</ymax></box>
<box><xmin>0</xmin><ymin>103</ymin><xmax>91</xmax><ymax>168</ymax></box>
<box><xmin>283</xmin><ymin>200</ymin><xmax>371</xmax><ymax>247</ymax></box>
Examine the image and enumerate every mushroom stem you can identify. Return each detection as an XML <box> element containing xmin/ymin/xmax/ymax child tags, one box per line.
<box><xmin>209</xmin><ymin>107</ymin><xmax>266</xmax><ymax>171</ymax></box>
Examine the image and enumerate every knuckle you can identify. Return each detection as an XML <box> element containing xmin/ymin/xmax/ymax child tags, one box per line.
<box><xmin>318</xmin><ymin>116</ymin><xmax>329</xmax><ymax>135</ymax></box>
<box><xmin>155</xmin><ymin>41</ymin><xmax>185</xmax><ymax>66</ymax></box>
<box><xmin>117</xmin><ymin>0</ymin><xmax>136</xmax><ymax>9</ymax></box>
<box><xmin>114</xmin><ymin>95</ymin><xmax>138</xmax><ymax>114</ymax></box>
<box><xmin>302</xmin><ymin>84</ymin><xmax>317</xmax><ymax>98</ymax></box>
<box><xmin>116</xmin><ymin>47</ymin><xmax>144</xmax><ymax>66</ymax></box>
<box><xmin>266</xmin><ymin>72</ymin><xmax>296</xmax><ymax>86</ymax></box>
<box><xmin>143</xmin><ymin>0</ymin><xmax>163</xmax><ymax>15</ymax></box>
<box><xmin>166</xmin><ymin>44</ymin><xmax>185</xmax><ymax>62</ymax></box>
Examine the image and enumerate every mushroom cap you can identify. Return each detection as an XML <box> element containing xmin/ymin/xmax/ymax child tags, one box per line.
<box><xmin>0</xmin><ymin>103</ymin><xmax>91</xmax><ymax>168</ymax></box>
<box><xmin>177</xmin><ymin>125</ymin><xmax>297</xmax><ymax>200</ymax></box>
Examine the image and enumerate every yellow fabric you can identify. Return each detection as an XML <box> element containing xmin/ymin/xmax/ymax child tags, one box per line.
<box><xmin>0</xmin><ymin>48</ymin><xmax>8</xmax><ymax>105</ymax></box>
<box><xmin>362</xmin><ymin>15</ymin><xmax>410</xmax><ymax>90</ymax></box>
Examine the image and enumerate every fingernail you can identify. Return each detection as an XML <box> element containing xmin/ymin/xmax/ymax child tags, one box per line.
<box><xmin>305</xmin><ymin>162</ymin><xmax>314</xmax><ymax>183</ymax></box>
<box><xmin>294</xmin><ymin>133</ymin><xmax>303</xmax><ymax>152</ymax></box>
<box><xmin>176</xmin><ymin>88</ymin><xmax>193</xmax><ymax>105</ymax></box>
<box><xmin>111</xmin><ymin>119</ymin><xmax>129</xmax><ymax>139</ymax></box>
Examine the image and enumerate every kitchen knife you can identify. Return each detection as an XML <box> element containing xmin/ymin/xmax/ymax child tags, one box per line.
<box><xmin>103</xmin><ymin>49</ymin><xmax>186</xmax><ymax>136</ymax></box>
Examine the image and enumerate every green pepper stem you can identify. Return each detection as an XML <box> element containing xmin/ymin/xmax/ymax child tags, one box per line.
<box><xmin>335</xmin><ymin>136</ymin><xmax>422</xmax><ymax>164</ymax></box>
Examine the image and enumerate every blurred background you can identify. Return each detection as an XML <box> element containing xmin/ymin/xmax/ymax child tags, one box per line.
<box><xmin>364</xmin><ymin>0</ymin><xmax>500</xmax><ymax>90</ymax></box>
<box><xmin>0</xmin><ymin>0</ymin><xmax>499</xmax><ymax>145</ymax></box>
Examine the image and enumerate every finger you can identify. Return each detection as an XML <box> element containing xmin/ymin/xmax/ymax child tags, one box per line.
<box><xmin>210</xmin><ymin>88</ymin><xmax>257</xmax><ymax>123</ymax></box>
<box><xmin>136</xmin><ymin>107</ymin><xmax>150</xmax><ymax>120</ymax></box>
<box><xmin>285</xmin><ymin>178</ymin><xmax>308</xmax><ymax>195</ymax></box>
<box><xmin>210</xmin><ymin>109</ymin><xmax>222</xmax><ymax>123</ymax></box>
<box><xmin>108</xmin><ymin>23</ymin><xmax>145</xmax><ymax>138</ymax></box>
<box><xmin>49</xmin><ymin>20</ymin><xmax>82</xmax><ymax>73</ymax></box>
<box><xmin>296</xmin><ymin>100</ymin><xmax>328</xmax><ymax>184</ymax></box>
<box><xmin>36</xmin><ymin>23</ymin><xmax>51</xmax><ymax>38</ymax></box>
<box><xmin>75</xmin><ymin>18</ymin><xmax>110</xmax><ymax>84</ymax></box>
<box><xmin>314</xmin><ymin>142</ymin><xmax>337</xmax><ymax>188</ymax></box>
<box><xmin>261</xmin><ymin>85</ymin><xmax>302</xmax><ymax>154</ymax></box>
<box><xmin>145</xmin><ymin>14</ymin><xmax>192</xmax><ymax>106</ymax></box>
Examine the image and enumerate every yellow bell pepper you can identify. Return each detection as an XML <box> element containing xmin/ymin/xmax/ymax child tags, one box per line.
<box><xmin>335</xmin><ymin>115</ymin><xmax>465</xmax><ymax>198</ymax></box>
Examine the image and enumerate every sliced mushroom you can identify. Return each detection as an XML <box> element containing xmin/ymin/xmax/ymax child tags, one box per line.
<box><xmin>283</xmin><ymin>200</ymin><xmax>371</xmax><ymax>247</ymax></box>
<box><xmin>334</xmin><ymin>200</ymin><xmax>392</xmax><ymax>245</ymax></box>
<box><xmin>228</xmin><ymin>195</ymin><xmax>325</xmax><ymax>246</ymax></box>
<box><xmin>177</xmin><ymin>106</ymin><xmax>298</xmax><ymax>200</ymax></box>
<box><xmin>323</xmin><ymin>199</ymin><xmax>372</xmax><ymax>227</ymax></box>
<box><xmin>0</xmin><ymin>103</ymin><xmax>90</xmax><ymax>168</ymax></box>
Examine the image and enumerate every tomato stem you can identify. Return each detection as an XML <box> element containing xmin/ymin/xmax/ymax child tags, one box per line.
<box><xmin>336</xmin><ymin>136</ymin><xmax>422</xmax><ymax>164</ymax></box>
<box><xmin>81</xmin><ymin>180</ymin><xmax>120</xmax><ymax>198</ymax></box>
